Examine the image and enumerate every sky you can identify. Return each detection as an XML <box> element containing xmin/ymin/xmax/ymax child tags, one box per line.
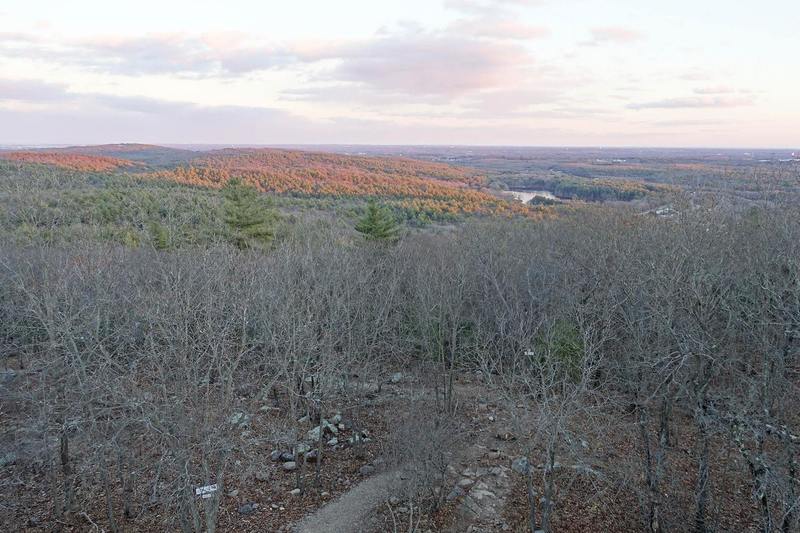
<box><xmin>0</xmin><ymin>0</ymin><xmax>798</xmax><ymax>147</ymax></box>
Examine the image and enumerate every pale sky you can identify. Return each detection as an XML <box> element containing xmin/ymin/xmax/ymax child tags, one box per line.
<box><xmin>1</xmin><ymin>0</ymin><xmax>798</xmax><ymax>147</ymax></box>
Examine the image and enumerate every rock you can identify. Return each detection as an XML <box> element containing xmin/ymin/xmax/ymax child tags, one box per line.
<box><xmin>304</xmin><ymin>450</ymin><xmax>318</xmax><ymax>462</ymax></box>
<box><xmin>359</xmin><ymin>465</ymin><xmax>375</xmax><ymax>476</ymax></box>
<box><xmin>390</xmin><ymin>372</ymin><xmax>403</xmax><ymax>384</ymax></box>
<box><xmin>238</xmin><ymin>502</ymin><xmax>258</xmax><ymax>515</ymax></box>
<box><xmin>511</xmin><ymin>456</ymin><xmax>530</xmax><ymax>475</ymax></box>
<box><xmin>471</xmin><ymin>488</ymin><xmax>496</xmax><ymax>501</ymax></box>
<box><xmin>490</xmin><ymin>466</ymin><xmax>507</xmax><ymax>477</ymax></box>
<box><xmin>458</xmin><ymin>478</ymin><xmax>474</xmax><ymax>487</ymax></box>
<box><xmin>297</xmin><ymin>415</ymin><xmax>310</xmax><ymax>423</ymax></box>
<box><xmin>447</xmin><ymin>486</ymin><xmax>465</xmax><ymax>501</ymax></box>
<box><xmin>389</xmin><ymin>496</ymin><xmax>400</xmax><ymax>505</ymax></box>
<box><xmin>495</xmin><ymin>431</ymin><xmax>515</xmax><ymax>441</ymax></box>
<box><xmin>331</xmin><ymin>413</ymin><xmax>342</xmax><ymax>424</ymax></box>
<box><xmin>307</xmin><ymin>426</ymin><xmax>321</xmax><ymax>441</ymax></box>
<box><xmin>255</xmin><ymin>471</ymin><xmax>270</xmax><ymax>482</ymax></box>
<box><xmin>296</xmin><ymin>443</ymin><xmax>311</xmax><ymax>455</ymax></box>
<box><xmin>279</xmin><ymin>452</ymin><xmax>294</xmax><ymax>462</ymax></box>
<box><xmin>227</xmin><ymin>489</ymin><xmax>239</xmax><ymax>497</ymax></box>
<box><xmin>397</xmin><ymin>506</ymin><xmax>408</xmax><ymax>513</ymax></box>
<box><xmin>323</xmin><ymin>420</ymin><xmax>339</xmax><ymax>435</ymax></box>
<box><xmin>0</xmin><ymin>452</ymin><xmax>17</xmax><ymax>469</ymax></box>
<box><xmin>0</xmin><ymin>370</ymin><xmax>16</xmax><ymax>385</ymax></box>
<box><xmin>327</xmin><ymin>437</ymin><xmax>338</xmax><ymax>446</ymax></box>
<box><xmin>289</xmin><ymin>488</ymin><xmax>301</xmax><ymax>496</ymax></box>
<box><xmin>321</xmin><ymin>491</ymin><xmax>330</xmax><ymax>498</ymax></box>
<box><xmin>228</xmin><ymin>412</ymin><xmax>251</xmax><ymax>427</ymax></box>
<box><xmin>282</xmin><ymin>461</ymin><xmax>297</xmax><ymax>472</ymax></box>
<box><xmin>270</xmin><ymin>450</ymin><xmax>282</xmax><ymax>461</ymax></box>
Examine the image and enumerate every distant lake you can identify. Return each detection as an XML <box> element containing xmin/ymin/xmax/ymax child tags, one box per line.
<box><xmin>506</xmin><ymin>190</ymin><xmax>558</xmax><ymax>203</ymax></box>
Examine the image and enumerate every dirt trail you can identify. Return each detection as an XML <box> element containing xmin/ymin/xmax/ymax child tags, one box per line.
<box><xmin>290</xmin><ymin>378</ymin><xmax>519</xmax><ymax>533</ymax></box>
<box><xmin>291</xmin><ymin>470</ymin><xmax>399</xmax><ymax>533</ymax></box>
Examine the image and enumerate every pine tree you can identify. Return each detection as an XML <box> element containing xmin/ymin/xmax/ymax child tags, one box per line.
<box><xmin>222</xmin><ymin>178</ymin><xmax>277</xmax><ymax>249</ymax></box>
<box><xmin>354</xmin><ymin>201</ymin><xmax>400</xmax><ymax>242</ymax></box>
<box><xmin>147</xmin><ymin>220</ymin><xmax>170</xmax><ymax>250</ymax></box>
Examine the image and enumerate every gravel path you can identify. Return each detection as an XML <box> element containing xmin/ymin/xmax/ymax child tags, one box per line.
<box><xmin>292</xmin><ymin>470</ymin><xmax>399</xmax><ymax>533</ymax></box>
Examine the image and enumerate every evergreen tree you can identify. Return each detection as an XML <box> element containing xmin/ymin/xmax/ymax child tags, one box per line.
<box><xmin>355</xmin><ymin>201</ymin><xmax>400</xmax><ymax>242</ymax></box>
<box><xmin>147</xmin><ymin>220</ymin><xmax>170</xmax><ymax>250</ymax></box>
<box><xmin>222</xmin><ymin>178</ymin><xmax>277</xmax><ymax>249</ymax></box>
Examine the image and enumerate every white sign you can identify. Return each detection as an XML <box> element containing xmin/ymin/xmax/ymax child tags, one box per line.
<box><xmin>195</xmin><ymin>484</ymin><xmax>218</xmax><ymax>499</ymax></box>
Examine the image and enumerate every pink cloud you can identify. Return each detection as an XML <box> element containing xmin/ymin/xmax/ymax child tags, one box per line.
<box><xmin>327</xmin><ymin>32</ymin><xmax>531</xmax><ymax>97</ymax></box>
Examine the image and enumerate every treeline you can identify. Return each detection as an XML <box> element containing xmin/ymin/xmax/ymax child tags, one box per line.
<box><xmin>516</xmin><ymin>176</ymin><xmax>675</xmax><ymax>201</ymax></box>
<box><xmin>0</xmin><ymin>202</ymin><xmax>798</xmax><ymax>532</ymax></box>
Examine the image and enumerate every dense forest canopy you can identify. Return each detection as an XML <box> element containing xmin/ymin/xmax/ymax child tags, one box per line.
<box><xmin>0</xmin><ymin>145</ymin><xmax>798</xmax><ymax>532</ymax></box>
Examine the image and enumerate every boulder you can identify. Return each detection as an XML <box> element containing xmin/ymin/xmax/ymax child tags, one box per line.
<box><xmin>307</xmin><ymin>426</ymin><xmax>321</xmax><ymax>441</ymax></box>
<box><xmin>270</xmin><ymin>450</ymin><xmax>282</xmax><ymax>462</ymax></box>
<box><xmin>238</xmin><ymin>502</ymin><xmax>259</xmax><ymax>515</ymax></box>
<box><xmin>279</xmin><ymin>452</ymin><xmax>294</xmax><ymax>462</ymax></box>
<box><xmin>511</xmin><ymin>456</ymin><xmax>530</xmax><ymax>475</ymax></box>
<box><xmin>282</xmin><ymin>461</ymin><xmax>297</xmax><ymax>472</ymax></box>
<box><xmin>289</xmin><ymin>488</ymin><xmax>301</xmax><ymax>496</ymax></box>
<box><xmin>327</xmin><ymin>437</ymin><xmax>338</xmax><ymax>446</ymax></box>
<box><xmin>296</xmin><ymin>443</ymin><xmax>311</xmax><ymax>455</ymax></box>
<box><xmin>304</xmin><ymin>450</ymin><xmax>319</xmax><ymax>462</ymax></box>
<box><xmin>390</xmin><ymin>372</ymin><xmax>403</xmax><ymax>384</ymax></box>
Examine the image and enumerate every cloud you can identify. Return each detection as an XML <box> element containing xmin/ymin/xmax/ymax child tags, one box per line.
<box><xmin>445</xmin><ymin>0</ymin><xmax>541</xmax><ymax>16</ymax></box>
<box><xmin>584</xmin><ymin>27</ymin><xmax>644</xmax><ymax>45</ymax></box>
<box><xmin>1</xmin><ymin>25</ymin><xmax>536</xmax><ymax>98</ymax></box>
<box><xmin>0</xmin><ymin>84</ymin><xmax>323</xmax><ymax>144</ymax></box>
<box><xmin>693</xmin><ymin>86</ymin><xmax>737</xmax><ymax>95</ymax></box>
<box><xmin>448</xmin><ymin>18</ymin><xmax>549</xmax><ymax>40</ymax></box>
<box><xmin>326</xmin><ymin>31</ymin><xmax>531</xmax><ymax>97</ymax></box>
<box><xmin>628</xmin><ymin>95</ymin><xmax>755</xmax><ymax>110</ymax></box>
<box><xmin>0</xmin><ymin>78</ymin><xmax>69</xmax><ymax>102</ymax></box>
<box><xmin>0</xmin><ymin>31</ymin><xmax>300</xmax><ymax>77</ymax></box>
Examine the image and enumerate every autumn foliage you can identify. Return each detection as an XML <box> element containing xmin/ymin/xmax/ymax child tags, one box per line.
<box><xmin>1</xmin><ymin>151</ymin><xmax>135</xmax><ymax>172</ymax></box>
<box><xmin>147</xmin><ymin>148</ymin><xmax>538</xmax><ymax>217</ymax></box>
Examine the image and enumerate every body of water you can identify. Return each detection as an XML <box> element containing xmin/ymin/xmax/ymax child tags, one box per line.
<box><xmin>506</xmin><ymin>190</ymin><xmax>558</xmax><ymax>203</ymax></box>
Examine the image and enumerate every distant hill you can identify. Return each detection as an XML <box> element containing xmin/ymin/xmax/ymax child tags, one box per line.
<box><xmin>50</xmin><ymin>143</ymin><xmax>199</xmax><ymax>166</ymax></box>
<box><xmin>0</xmin><ymin>151</ymin><xmax>137</xmax><ymax>172</ymax></box>
<box><xmin>0</xmin><ymin>145</ymin><xmax>539</xmax><ymax>218</ymax></box>
<box><xmin>147</xmin><ymin>148</ymin><xmax>535</xmax><ymax>216</ymax></box>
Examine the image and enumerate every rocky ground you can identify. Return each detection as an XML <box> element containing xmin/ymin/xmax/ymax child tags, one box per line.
<box><xmin>5</xmin><ymin>370</ymin><xmax>766</xmax><ymax>532</ymax></box>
